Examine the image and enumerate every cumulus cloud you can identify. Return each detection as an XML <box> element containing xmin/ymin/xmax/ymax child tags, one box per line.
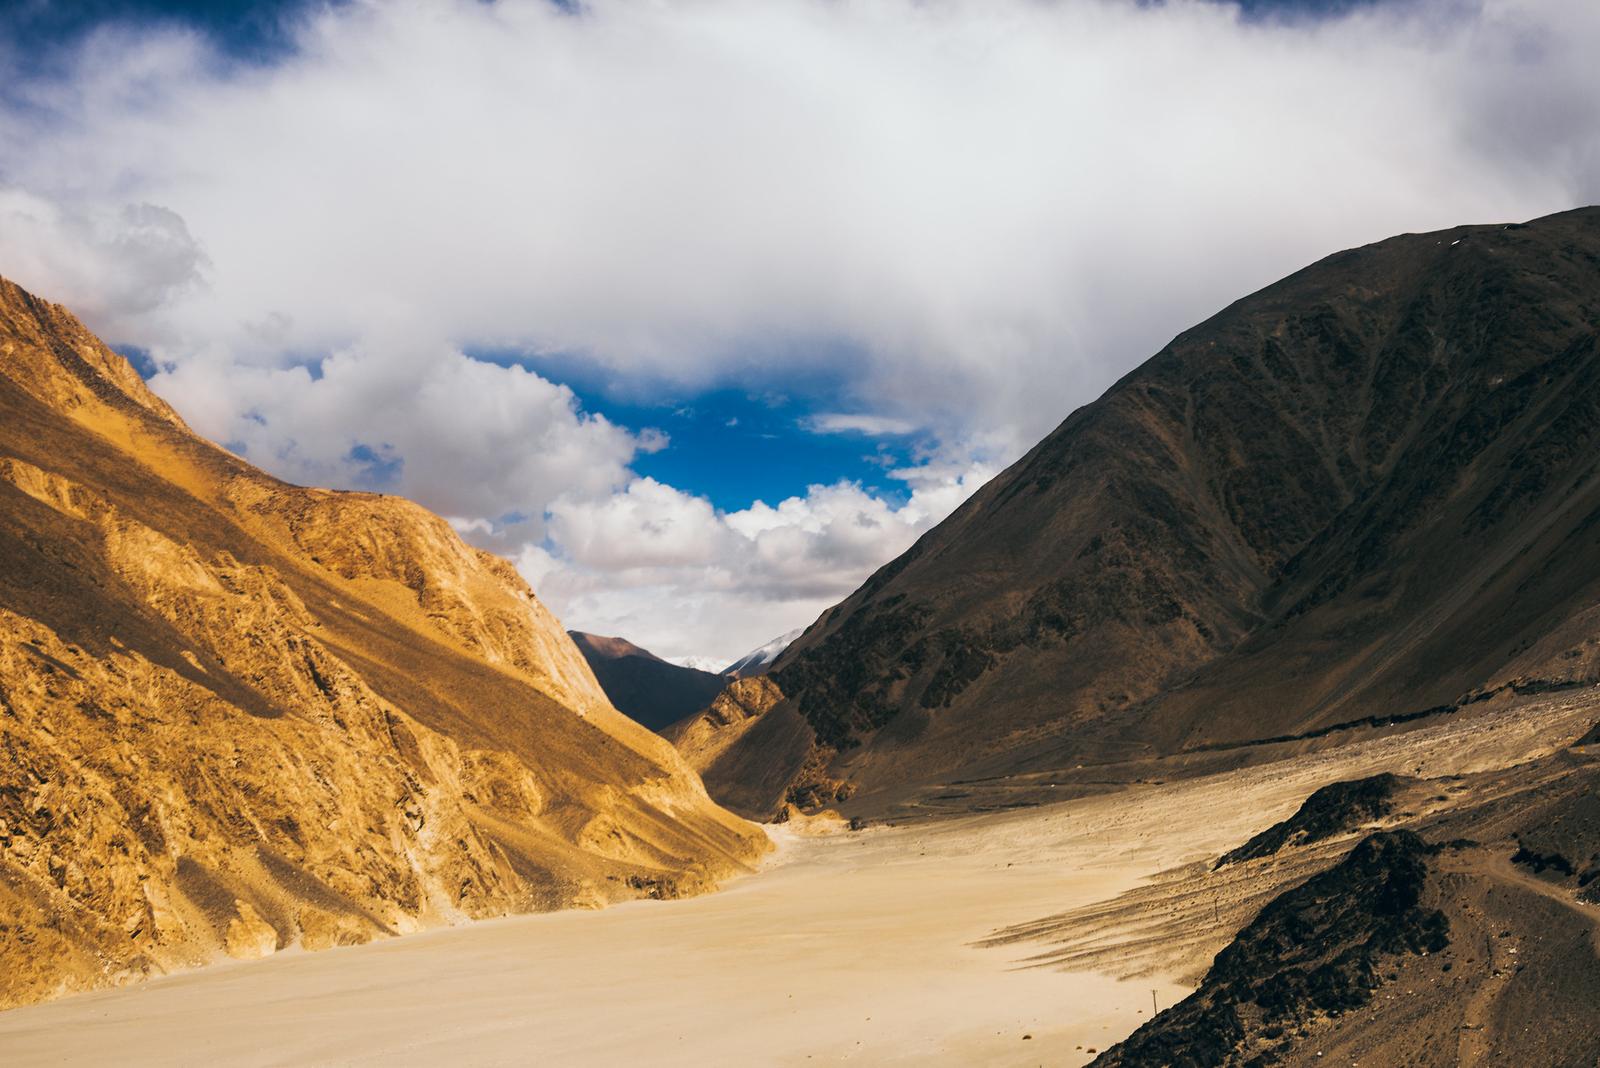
<box><xmin>152</xmin><ymin>345</ymin><xmax>642</xmax><ymax>527</ymax></box>
<box><xmin>6</xmin><ymin>2</ymin><xmax>1598</xmax><ymax>437</ymax></box>
<box><xmin>0</xmin><ymin>189</ymin><xmax>209</xmax><ymax>337</ymax></box>
<box><xmin>1</xmin><ymin>0</ymin><xmax>1597</xmax><ymax>659</ymax></box>
<box><xmin>523</xmin><ymin>460</ymin><xmax>996</xmax><ymax>664</ymax></box>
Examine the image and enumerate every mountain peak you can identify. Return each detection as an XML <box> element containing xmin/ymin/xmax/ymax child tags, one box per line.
<box><xmin>725</xmin><ymin>627</ymin><xmax>805</xmax><ymax>678</ymax></box>
<box><xmin>0</xmin><ymin>275</ymin><xmax>187</xmax><ymax>431</ymax></box>
<box><xmin>690</xmin><ymin>207</ymin><xmax>1600</xmax><ymax>815</ymax></box>
<box><xmin>0</xmin><ymin>276</ymin><xmax>767</xmax><ymax>1008</ymax></box>
<box><xmin>569</xmin><ymin>629</ymin><xmax>732</xmax><ymax>732</ymax></box>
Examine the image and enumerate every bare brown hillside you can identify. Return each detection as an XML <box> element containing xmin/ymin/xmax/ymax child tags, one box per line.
<box><xmin>681</xmin><ymin>207</ymin><xmax>1600</xmax><ymax>816</ymax></box>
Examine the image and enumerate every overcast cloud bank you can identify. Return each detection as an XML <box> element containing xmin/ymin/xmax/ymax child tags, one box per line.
<box><xmin>1</xmin><ymin>0</ymin><xmax>1596</xmax><ymax>660</ymax></box>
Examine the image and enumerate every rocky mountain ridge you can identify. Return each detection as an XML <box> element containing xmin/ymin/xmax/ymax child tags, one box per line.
<box><xmin>675</xmin><ymin>207</ymin><xmax>1600</xmax><ymax>817</ymax></box>
<box><xmin>0</xmin><ymin>276</ymin><xmax>768</xmax><ymax>1008</ymax></box>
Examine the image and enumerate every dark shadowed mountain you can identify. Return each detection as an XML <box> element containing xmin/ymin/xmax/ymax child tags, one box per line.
<box><xmin>568</xmin><ymin>631</ymin><xmax>730</xmax><ymax>732</ymax></box>
<box><xmin>671</xmin><ymin>207</ymin><xmax>1600</xmax><ymax>817</ymax></box>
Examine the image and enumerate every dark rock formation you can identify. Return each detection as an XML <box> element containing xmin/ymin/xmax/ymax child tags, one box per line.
<box><xmin>1215</xmin><ymin>774</ymin><xmax>1403</xmax><ymax>869</ymax></box>
<box><xmin>1094</xmin><ymin>832</ymin><xmax>1449</xmax><ymax>1067</ymax></box>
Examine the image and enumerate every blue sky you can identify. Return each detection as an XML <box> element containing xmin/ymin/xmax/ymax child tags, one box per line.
<box><xmin>619</xmin><ymin>392</ymin><xmax>915</xmax><ymax>513</ymax></box>
<box><xmin>4</xmin><ymin>0</ymin><xmax>1595</xmax><ymax>661</ymax></box>
<box><xmin>474</xmin><ymin>347</ymin><xmax>924</xmax><ymax>512</ymax></box>
<box><xmin>126</xmin><ymin>338</ymin><xmax>925</xmax><ymax>512</ymax></box>
<box><xmin>1</xmin><ymin>0</ymin><xmax>1377</xmax><ymax>55</ymax></box>
<box><xmin>0</xmin><ymin>1</ymin><xmax>302</xmax><ymax>64</ymax></box>
<box><xmin>9</xmin><ymin>0</ymin><xmax>937</xmax><ymax>528</ymax></box>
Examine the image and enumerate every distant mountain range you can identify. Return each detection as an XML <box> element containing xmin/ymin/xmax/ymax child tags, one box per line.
<box><xmin>569</xmin><ymin>627</ymin><xmax>804</xmax><ymax>733</ymax></box>
<box><xmin>568</xmin><ymin>631</ymin><xmax>730</xmax><ymax>732</ymax></box>
<box><xmin>670</xmin><ymin>207</ymin><xmax>1600</xmax><ymax>817</ymax></box>
<box><xmin>671</xmin><ymin>654</ymin><xmax>728</xmax><ymax>674</ymax></box>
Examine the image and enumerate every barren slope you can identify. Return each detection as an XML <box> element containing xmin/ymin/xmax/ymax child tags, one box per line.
<box><xmin>689</xmin><ymin>207</ymin><xmax>1600</xmax><ymax>815</ymax></box>
<box><xmin>0</xmin><ymin>276</ymin><xmax>767</xmax><ymax>1008</ymax></box>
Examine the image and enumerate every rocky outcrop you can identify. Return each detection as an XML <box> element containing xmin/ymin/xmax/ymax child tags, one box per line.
<box><xmin>1214</xmin><ymin>774</ymin><xmax>1404</xmax><ymax>869</ymax></box>
<box><xmin>1095</xmin><ymin>832</ymin><xmax>1451</xmax><ymax>1068</ymax></box>
<box><xmin>664</xmin><ymin>676</ymin><xmax>787</xmax><ymax>769</ymax></box>
<box><xmin>661</xmin><ymin>676</ymin><xmax>820</xmax><ymax>820</ymax></box>
<box><xmin>0</xmin><ymin>275</ymin><xmax>768</xmax><ymax>1008</ymax></box>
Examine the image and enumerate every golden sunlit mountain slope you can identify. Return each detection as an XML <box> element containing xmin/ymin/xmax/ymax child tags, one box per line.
<box><xmin>0</xmin><ymin>276</ymin><xmax>767</xmax><ymax>1008</ymax></box>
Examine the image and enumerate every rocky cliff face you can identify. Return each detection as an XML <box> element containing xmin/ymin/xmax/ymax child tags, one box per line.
<box><xmin>702</xmin><ymin>208</ymin><xmax>1600</xmax><ymax>814</ymax></box>
<box><xmin>658</xmin><ymin>677</ymin><xmax>830</xmax><ymax>818</ymax></box>
<box><xmin>0</xmin><ymin>276</ymin><xmax>768</xmax><ymax>1008</ymax></box>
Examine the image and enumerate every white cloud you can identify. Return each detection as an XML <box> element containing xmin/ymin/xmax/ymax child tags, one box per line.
<box><xmin>0</xmin><ymin>189</ymin><xmax>209</xmax><ymax>337</ymax></box>
<box><xmin>2</xmin><ymin>0</ymin><xmax>1598</xmax><ymax>659</ymax></box>
<box><xmin>526</xmin><ymin>460</ymin><xmax>995</xmax><ymax>663</ymax></box>
<box><xmin>150</xmin><ymin>345</ymin><xmax>640</xmax><ymax>529</ymax></box>
<box><xmin>5</xmin><ymin>1</ymin><xmax>1597</xmax><ymax>443</ymax></box>
<box><xmin>804</xmin><ymin>412</ymin><xmax>920</xmax><ymax>436</ymax></box>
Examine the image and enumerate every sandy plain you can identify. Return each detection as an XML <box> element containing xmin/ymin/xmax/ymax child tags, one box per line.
<box><xmin>0</xmin><ymin>692</ymin><xmax>1591</xmax><ymax>1067</ymax></box>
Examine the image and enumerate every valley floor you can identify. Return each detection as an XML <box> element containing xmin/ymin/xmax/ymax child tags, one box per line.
<box><xmin>0</xmin><ymin>692</ymin><xmax>1593</xmax><ymax>1067</ymax></box>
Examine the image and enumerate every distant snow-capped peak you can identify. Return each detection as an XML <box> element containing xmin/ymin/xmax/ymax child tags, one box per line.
<box><xmin>669</xmin><ymin>654</ymin><xmax>729</xmax><ymax>674</ymax></box>
<box><xmin>722</xmin><ymin>627</ymin><xmax>804</xmax><ymax>677</ymax></box>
